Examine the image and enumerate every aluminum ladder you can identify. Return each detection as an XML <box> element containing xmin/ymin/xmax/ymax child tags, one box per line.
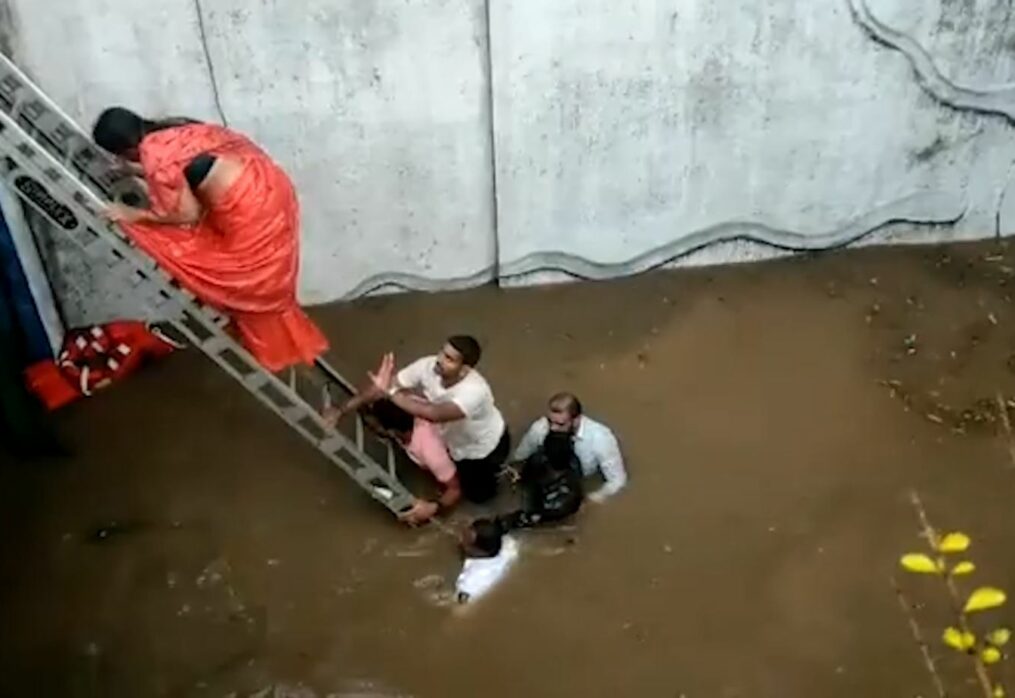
<box><xmin>0</xmin><ymin>53</ymin><xmax>414</xmax><ymax>516</ymax></box>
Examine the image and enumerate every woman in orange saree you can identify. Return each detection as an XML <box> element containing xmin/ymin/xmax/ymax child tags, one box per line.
<box><xmin>91</xmin><ymin>107</ymin><xmax>328</xmax><ymax>373</ymax></box>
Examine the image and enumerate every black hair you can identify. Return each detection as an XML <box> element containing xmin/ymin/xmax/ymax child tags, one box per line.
<box><xmin>92</xmin><ymin>107</ymin><xmax>200</xmax><ymax>156</ymax></box>
<box><xmin>470</xmin><ymin>518</ymin><xmax>502</xmax><ymax>556</ymax></box>
<box><xmin>549</xmin><ymin>392</ymin><xmax>583</xmax><ymax>417</ymax></box>
<box><xmin>447</xmin><ymin>335</ymin><xmax>481</xmax><ymax>367</ymax></box>
<box><xmin>365</xmin><ymin>399</ymin><xmax>414</xmax><ymax>435</ymax></box>
<box><xmin>542</xmin><ymin>430</ymin><xmax>575</xmax><ymax>469</ymax></box>
<box><xmin>92</xmin><ymin>107</ymin><xmax>146</xmax><ymax>155</ymax></box>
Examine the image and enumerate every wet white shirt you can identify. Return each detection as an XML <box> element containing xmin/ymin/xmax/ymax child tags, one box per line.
<box><xmin>396</xmin><ymin>356</ymin><xmax>505</xmax><ymax>461</ymax></box>
<box><xmin>455</xmin><ymin>535</ymin><xmax>519</xmax><ymax>603</ymax></box>
<box><xmin>512</xmin><ymin>415</ymin><xmax>627</xmax><ymax>502</ymax></box>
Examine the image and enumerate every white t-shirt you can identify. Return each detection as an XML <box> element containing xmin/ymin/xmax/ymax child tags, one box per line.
<box><xmin>455</xmin><ymin>535</ymin><xmax>519</xmax><ymax>603</ymax></box>
<box><xmin>396</xmin><ymin>356</ymin><xmax>506</xmax><ymax>461</ymax></box>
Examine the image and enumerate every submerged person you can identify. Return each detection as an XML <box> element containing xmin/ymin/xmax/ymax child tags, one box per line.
<box><xmin>498</xmin><ymin>430</ymin><xmax>583</xmax><ymax>531</ymax></box>
<box><xmin>92</xmin><ymin>107</ymin><xmax>328</xmax><ymax>372</ymax></box>
<box><xmin>454</xmin><ymin>518</ymin><xmax>519</xmax><ymax>605</ymax></box>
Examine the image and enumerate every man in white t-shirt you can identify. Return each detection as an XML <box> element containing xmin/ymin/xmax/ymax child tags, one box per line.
<box><xmin>366</xmin><ymin>335</ymin><xmax>510</xmax><ymax>503</ymax></box>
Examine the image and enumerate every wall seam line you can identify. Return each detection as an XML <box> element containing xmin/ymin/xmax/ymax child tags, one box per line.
<box><xmin>481</xmin><ymin>0</ymin><xmax>500</xmax><ymax>279</ymax></box>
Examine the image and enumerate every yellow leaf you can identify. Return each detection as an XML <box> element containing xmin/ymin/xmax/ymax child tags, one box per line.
<box><xmin>982</xmin><ymin>646</ymin><xmax>1003</xmax><ymax>665</ymax></box>
<box><xmin>952</xmin><ymin>561</ymin><xmax>976</xmax><ymax>576</ymax></box>
<box><xmin>965</xmin><ymin>587</ymin><xmax>1008</xmax><ymax>613</ymax></box>
<box><xmin>943</xmin><ymin>626</ymin><xmax>976</xmax><ymax>651</ymax></box>
<box><xmin>937</xmin><ymin>532</ymin><xmax>971</xmax><ymax>553</ymax></box>
<box><xmin>989</xmin><ymin>628</ymin><xmax>1012</xmax><ymax>647</ymax></box>
<box><xmin>901</xmin><ymin>553</ymin><xmax>942</xmax><ymax>574</ymax></box>
<box><xmin>995</xmin><ymin>685</ymin><xmax>1006</xmax><ymax>698</ymax></box>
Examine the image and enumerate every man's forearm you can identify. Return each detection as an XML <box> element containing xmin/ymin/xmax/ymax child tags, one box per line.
<box><xmin>340</xmin><ymin>391</ymin><xmax>374</xmax><ymax>415</ymax></box>
<box><xmin>588</xmin><ymin>471</ymin><xmax>626</xmax><ymax>502</ymax></box>
<box><xmin>389</xmin><ymin>391</ymin><xmax>438</xmax><ymax>421</ymax></box>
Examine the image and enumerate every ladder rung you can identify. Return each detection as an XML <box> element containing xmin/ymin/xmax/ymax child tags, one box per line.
<box><xmin>200</xmin><ymin>336</ymin><xmax>230</xmax><ymax>356</ymax></box>
<box><xmin>281</xmin><ymin>406</ymin><xmax>304</xmax><ymax>423</ymax></box>
<box><xmin>243</xmin><ymin>373</ymin><xmax>269</xmax><ymax>390</ymax></box>
<box><xmin>320</xmin><ymin>435</ymin><xmax>346</xmax><ymax>453</ymax></box>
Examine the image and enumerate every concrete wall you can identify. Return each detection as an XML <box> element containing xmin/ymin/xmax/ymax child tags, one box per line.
<box><xmin>491</xmin><ymin>0</ymin><xmax>1015</xmax><ymax>285</ymax></box>
<box><xmin>3</xmin><ymin>0</ymin><xmax>1015</xmax><ymax>323</ymax></box>
<box><xmin>3</xmin><ymin>0</ymin><xmax>495</xmax><ymax>323</ymax></box>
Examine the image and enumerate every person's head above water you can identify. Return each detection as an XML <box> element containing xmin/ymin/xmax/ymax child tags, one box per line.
<box><xmin>92</xmin><ymin>107</ymin><xmax>197</xmax><ymax>161</ymax></box>
<box><xmin>92</xmin><ymin>107</ymin><xmax>149</xmax><ymax>160</ymax></box>
<box><xmin>434</xmin><ymin>335</ymin><xmax>482</xmax><ymax>384</ymax></box>
<box><xmin>461</xmin><ymin>518</ymin><xmax>502</xmax><ymax>558</ymax></box>
<box><xmin>547</xmin><ymin>391</ymin><xmax>583</xmax><ymax>434</ymax></box>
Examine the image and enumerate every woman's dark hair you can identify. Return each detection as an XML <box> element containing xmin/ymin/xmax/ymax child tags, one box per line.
<box><xmin>365</xmin><ymin>399</ymin><xmax>414</xmax><ymax>435</ymax></box>
<box><xmin>92</xmin><ymin>106</ymin><xmax>199</xmax><ymax>155</ymax></box>
<box><xmin>471</xmin><ymin>518</ymin><xmax>503</xmax><ymax>556</ymax></box>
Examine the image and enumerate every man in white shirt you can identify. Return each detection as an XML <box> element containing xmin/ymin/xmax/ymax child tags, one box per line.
<box><xmin>455</xmin><ymin>518</ymin><xmax>519</xmax><ymax>605</ymax></box>
<box><xmin>512</xmin><ymin>392</ymin><xmax>627</xmax><ymax>503</ymax></box>
<box><xmin>367</xmin><ymin>335</ymin><xmax>510</xmax><ymax>504</ymax></box>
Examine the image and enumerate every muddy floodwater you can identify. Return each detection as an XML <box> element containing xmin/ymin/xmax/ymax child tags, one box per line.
<box><xmin>4</xmin><ymin>240</ymin><xmax>1015</xmax><ymax>697</ymax></box>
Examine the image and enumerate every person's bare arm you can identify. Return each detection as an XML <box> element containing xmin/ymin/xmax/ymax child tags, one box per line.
<box><xmin>323</xmin><ymin>385</ymin><xmax>379</xmax><ymax>426</ymax></box>
<box><xmin>400</xmin><ymin>475</ymin><xmax>461</xmax><ymax>526</ymax></box>
<box><xmin>367</xmin><ymin>352</ymin><xmax>465</xmax><ymax>424</ymax></box>
<box><xmin>104</xmin><ymin>185</ymin><xmax>203</xmax><ymax>227</ymax></box>
<box><xmin>438</xmin><ymin>474</ymin><xmax>462</xmax><ymax>509</ymax></box>
<box><xmin>388</xmin><ymin>391</ymin><xmax>465</xmax><ymax>423</ymax></box>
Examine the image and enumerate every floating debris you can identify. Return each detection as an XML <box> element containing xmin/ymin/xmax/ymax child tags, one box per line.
<box><xmin>904</xmin><ymin>334</ymin><xmax>918</xmax><ymax>355</ymax></box>
<box><xmin>87</xmin><ymin>519</ymin><xmax>151</xmax><ymax>544</ymax></box>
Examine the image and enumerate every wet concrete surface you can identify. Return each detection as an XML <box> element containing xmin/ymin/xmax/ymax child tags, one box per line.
<box><xmin>4</xmin><ymin>239</ymin><xmax>1015</xmax><ymax>697</ymax></box>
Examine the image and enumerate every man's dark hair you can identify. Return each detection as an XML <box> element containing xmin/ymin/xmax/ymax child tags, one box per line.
<box><xmin>548</xmin><ymin>392</ymin><xmax>582</xmax><ymax>417</ymax></box>
<box><xmin>365</xmin><ymin>399</ymin><xmax>413</xmax><ymax>434</ymax></box>
<box><xmin>470</xmin><ymin>518</ymin><xmax>502</xmax><ymax>556</ymax></box>
<box><xmin>448</xmin><ymin>335</ymin><xmax>482</xmax><ymax>367</ymax></box>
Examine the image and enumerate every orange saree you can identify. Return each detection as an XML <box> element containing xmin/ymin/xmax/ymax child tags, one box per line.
<box><xmin>121</xmin><ymin>123</ymin><xmax>328</xmax><ymax>372</ymax></box>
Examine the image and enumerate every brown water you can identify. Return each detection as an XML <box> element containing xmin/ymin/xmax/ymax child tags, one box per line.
<box><xmin>4</xmin><ymin>240</ymin><xmax>1015</xmax><ymax>697</ymax></box>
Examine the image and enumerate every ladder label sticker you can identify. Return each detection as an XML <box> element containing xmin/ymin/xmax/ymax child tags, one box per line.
<box><xmin>13</xmin><ymin>174</ymin><xmax>78</xmax><ymax>230</ymax></box>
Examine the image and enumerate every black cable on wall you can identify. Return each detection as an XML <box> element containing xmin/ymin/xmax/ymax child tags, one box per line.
<box><xmin>192</xmin><ymin>0</ymin><xmax>229</xmax><ymax>127</ymax></box>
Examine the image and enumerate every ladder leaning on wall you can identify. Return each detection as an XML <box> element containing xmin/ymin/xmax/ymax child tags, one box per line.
<box><xmin>0</xmin><ymin>53</ymin><xmax>415</xmax><ymax>518</ymax></box>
